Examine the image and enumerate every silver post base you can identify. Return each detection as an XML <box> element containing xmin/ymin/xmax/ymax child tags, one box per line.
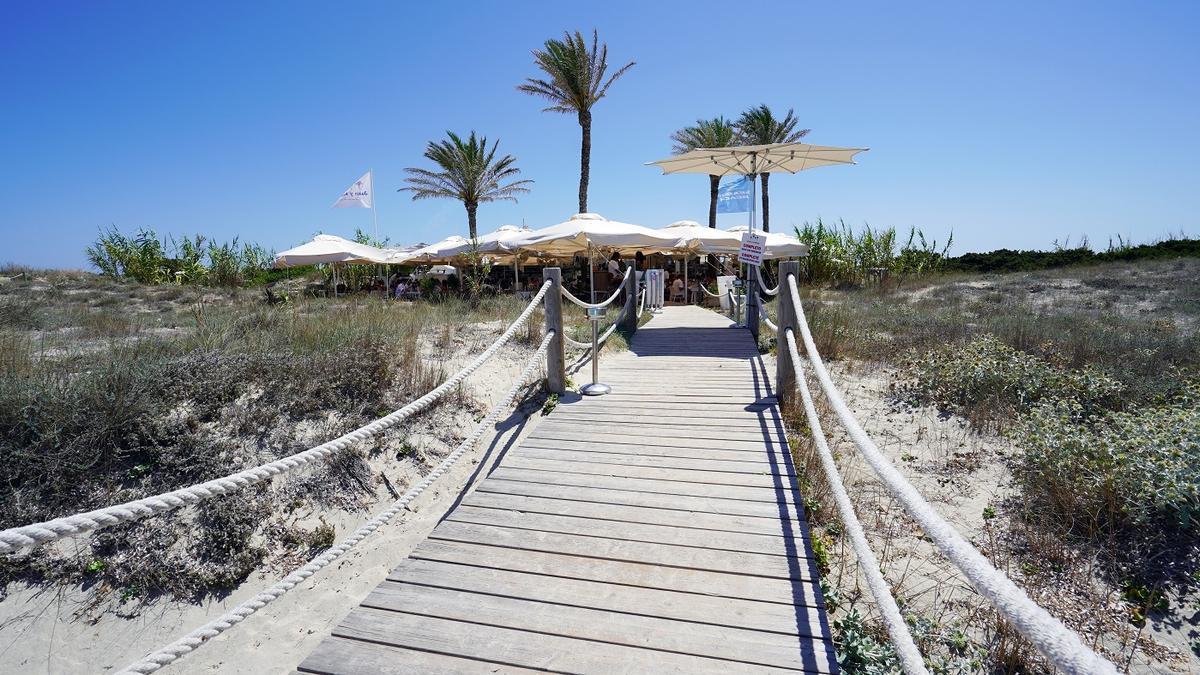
<box><xmin>580</xmin><ymin>383</ymin><xmax>612</xmax><ymax>396</ymax></box>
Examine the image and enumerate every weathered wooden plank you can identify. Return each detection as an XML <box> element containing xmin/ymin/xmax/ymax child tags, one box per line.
<box><xmin>427</xmin><ymin>520</ymin><xmax>816</xmax><ymax>579</ymax></box>
<box><xmin>518</xmin><ymin>438</ymin><xmax>786</xmax><ymax>463</ymax></box>
<box><xmin>534</xmin><ymin>420</ymin><xmax>786</xmax><ymax>443</ymax></box>
<box><xmin>462</xmin><ymin>489</ymin><xmax>798</xmax><ymax>535</ymax></box>
<box><xmin>386</xmin><ymin>559</ymin><xmax>828</xmax><ymax>634</ymax></box>
<box><xmin>512</xmin><ymin>446</ymin><xmax>795</xmax><ymax>477</ymax></box>
<box><xmin>408</xmin><ymin>539</ymin><xmax>823</xmax><ymax>605</ymax></box>
<box><xmin>548</xmin><ymin>412</ymin><xmax>778</xmax><ymax>429</ymax></box>
<box><xmin>524</xmin><ymin>428</ymin><xmax>787</xmax><ymax>453</ymax></box>
<box><xmin>333</xmin><ymin>606</ymin><xmax>785</xmax><ymax>674</ymax></box>
<box><xmin>446</xmin><ymin>504</ymin><xmax>799</xmax><ymax>557</ymax></box>
<box><xmin>360</xmin><ymin>581</ymin><xmax>836</xmax><ymax>672</ymax></box>
<box><xmin>488</xmin><ymin>466</ymin><xmax>805</xmax><ymax>505</ymax></box>
<box><xmin>297</xmin><ymin>635</ymin><xmax>538</xmax><ymax>674</ymax></box>
<box><xmin>503</xmin><ymin>455</ymin><xmax>790</xmax><ymax>488</ymax></box>
<box><xmin>477</xmin><ymin>476</ymin><xmax>807</xmax><ymax>522</ymax></box>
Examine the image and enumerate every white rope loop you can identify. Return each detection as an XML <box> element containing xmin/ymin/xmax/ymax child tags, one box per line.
<box><xmin>783</xmin><ymin>328</ymin><xmax>927</xmax><ymax>674</ymax></box>
<box><xmin>0</xmin><ymin>282</ymin><xmax>552</xmax><ymax>555</ymax></box>
<box><xmin>699</xmin><ymin>284</ymin><xmax>721</xmax><ymax>298</ymax></box>
<box><xmin>784</xmin><ymin>274</ymin><xmax>1117</xmax><ymax>675</ymax></box>
<box><xmin>760</xmin><ymin>294</ymin><xmax>778</xmax><ymax>334</ymax></box>
<box><xmin>756</xmin><ymin>271</ymin><xmax>780</xmax><ymax>295</ymax></box>
<box><xmin>116</xmin><ymin>332</ymin><xmax>555</xmax><ymax>675</ymax></box>
<box><xmin>560</xmin><ymin>266</ymin><xmax>632</xmax><ymax>309</ymax></box>
<box><xmin>635</xmin><ymin>287</ymin><xmax>646</xmax><ymax>318</ymax></box>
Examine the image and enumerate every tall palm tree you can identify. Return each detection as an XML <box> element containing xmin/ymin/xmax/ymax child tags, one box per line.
<box><xmin>735</xmin><ymin>105</ymin><xmax>810</xmax><ymax>232</ymax></box>
<box><xmin>399</xmin><ymin>131</ymin><xmax>532</xmax><ymax>240</ymax></box>
<box><xmin>518</xmin><ymin>29</ymin><xmax>634</xmax><ymax>214</ymax></box>
<box><xmin>670</xmin><ymin>117</ymin><xmax>738</xmax><ymax>228</ymax></box>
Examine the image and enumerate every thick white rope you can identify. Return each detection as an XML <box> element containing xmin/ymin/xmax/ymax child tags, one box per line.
<box><xmin>560</xmin><ymin>266</ymin><xmax>631</xmax><ymax>309</ymax></box>
<box><xmin>563</xmin><ymin>320</ymin><xmax>617</xmax><ymax>350</ymax></box>
<box><xmin>117</xmin><ymin>333</ymin><xmax>554</xmax><ymax>674</ymax></box>
<box><xmin>699</xmin><ymin>284</ymin><xmax>721</xmax><ymax>298</ymax></box>
<box><xmin>759</xmin><ymin>293</ymin><xmax>778</xmax><ymax>333</ymax></box>
<box><xmin>756</xmin><ymin>271</ymin><xmax>779</xmax><ymax>295</ymax></box>
<box><xmin>783</xmin><ymin>328</ymin><xmax>927</xmax><ymax>675</ymax></box>
<box><xmin>635</xmin><ymin>287</ymin><xmax>646</xmax><ymax>319</ymax></box>
<box><xmin>785</xmin><ymin>274</ymin><xmax>1117</xmax><ymax>675</ymax></box>
<box><xmin>0</xmin><ymin>282</ymin><xmax>552</xmax><ymax>554</ymax></box>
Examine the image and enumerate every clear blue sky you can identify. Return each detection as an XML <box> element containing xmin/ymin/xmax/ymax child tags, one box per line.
<box><xmin>2</xmin><ymin>1</ymin><xmax>1197</xmax><ymax>269</ymax></box>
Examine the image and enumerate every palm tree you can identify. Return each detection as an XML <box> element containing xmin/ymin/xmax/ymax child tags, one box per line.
<box><xmin>735</xmin><ymin>105</ymin><xmax>810</xmax><ymax>232</ymax></box>
<box><xmin>670</xmin><ymin>117</ymin><xmax>738</xmax><ymax>228</ymax></box>
<box><xmin>518</xmin><ymin>30</ymin><xmax>634</xmax><ymax>214</ymax></box>
<box><xmin>399</xmin><ymin>131</ymin><xmax>532</xmax><ymax>240</ymax></box>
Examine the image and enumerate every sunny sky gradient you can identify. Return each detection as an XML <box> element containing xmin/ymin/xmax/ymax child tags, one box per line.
<box><xmin>2</xmin><ymin>1</ymin><xmax>1197</xmax><ymax>269</ymax></box>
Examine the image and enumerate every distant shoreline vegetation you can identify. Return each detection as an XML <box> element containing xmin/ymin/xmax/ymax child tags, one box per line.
<box><xmin>791</xmin><ymin>218</ymin><xmax>1197</xmax><ymax>285</ymax></box>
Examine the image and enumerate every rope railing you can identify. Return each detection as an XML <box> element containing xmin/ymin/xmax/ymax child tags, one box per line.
<box><xmin>635</xmin><ymin>287</ymin><xmax>646</xmax><ymax>319</ymax></box>
<box><xmin>117</xmin><ymin>332</ymin><xmax>555</xmax><ymax>675</ymax></box>
<box><xmin>756</xmin><ymin>271</ymin><xmax>779</xmax><ymax>295</ymax></box>
<box><xmin>0</xmin><ymin>281</ymin><xmax>553</xmax><ymax>554</ymax></box>
<box><xmin>782</xmin><ymin>328</ymin><xmax>926</xmax><ymax>675</ymax></box>
<box><xmin>783</xmin><ymin>273</ymin><xmax>1117</xmax><ymax>675</ymax></box>
<box><xmin>560</xmin><ymin>266</ymin><xmax>632</xmax><ymax>309</ymax></box>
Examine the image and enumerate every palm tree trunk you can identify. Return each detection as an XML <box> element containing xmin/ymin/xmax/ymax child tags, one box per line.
<box><xmin>760</xmin><ymin>172</ymin><xmax>770</xmax><ymax>232</ymax></box>
<box><xmin>708</xmin><ymin>175</ymin><xmax>720</xmax><ymax>228</ymax></box>
<box><xmin>466</xmin><ymin>201</ymin><xmax>478</xmax><ymax>240</ymax></box>
<box><xmin>578</xmin><ymin>110</ymin><xmax>592</xmax><ymax>213</ymax></box>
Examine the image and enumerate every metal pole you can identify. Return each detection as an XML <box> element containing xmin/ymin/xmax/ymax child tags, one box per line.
<box><xmin>588</xmin><ymin>242</ymin><xmax>596</xmax><ymax>304</ymax></box>
<box><xmin>580</xmin><ymin>309</ymin><xmax>611</xmax><ymax>396</ymax></box>
<box><xmin>542</xmin><ymin>268</ymin><xmax>565</xmax><ymax>393</ymax></box>
<box><xmin>684</xmin><ymin>256</ymin><xmax>689</xmax><ymax>305</ymax></box>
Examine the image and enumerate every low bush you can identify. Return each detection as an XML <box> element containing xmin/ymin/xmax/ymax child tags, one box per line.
<box><xmin>903</xmin><ymin>335</ymin><xmax>1125</xmax><ymax>426</ymax></box>
<box><xmin>1012</xmin><ymin>385</ymin><xmax>1200</xmax><ymax>579</ymax></box>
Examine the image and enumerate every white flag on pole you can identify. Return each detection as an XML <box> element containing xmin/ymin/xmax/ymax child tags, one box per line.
<box><xmin>333</xmin><ymin>171</ymin><xmax>372</xmax><ymax>208</ymax></box>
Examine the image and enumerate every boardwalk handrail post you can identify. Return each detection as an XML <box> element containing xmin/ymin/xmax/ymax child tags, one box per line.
<box><xmin>543</xmin><ymin>267</ymin><xmax>566</xmax><ymax>393</ymax></box>
<box><xmin>747</xmin><ymin>265</ymin><xmax>760</xmax><ymax>341</ymax></box>
<box><xmin>776</xmin><ymin>260</ymin><xmax>799</xmax><ymax>411</ymax></box>
<box><xmin>620</xmin><ymin>260</ymin><xmax>637</xmax><ymax>332</ymax></box>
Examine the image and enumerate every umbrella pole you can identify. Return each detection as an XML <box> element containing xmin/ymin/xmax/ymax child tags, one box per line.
<box><xmin>513</xmin><ymin>260</ymin><xmax>520</xmax><ymax>292</ymax></box>
<box><xmin>588</xmin><ymin>242</ymin><xmax>596</xmax><ymax>304</ymax></box>
<box><xmin>684</xmin><ymin>256</ymin><xmax>689</xmax><ymax>306</ymax></box>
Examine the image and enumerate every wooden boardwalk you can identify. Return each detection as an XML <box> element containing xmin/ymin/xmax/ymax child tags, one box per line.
<box><xmin>298</xmin><ymin>305</ymin><xmax>837</xmax><ymax>673</ymax></box>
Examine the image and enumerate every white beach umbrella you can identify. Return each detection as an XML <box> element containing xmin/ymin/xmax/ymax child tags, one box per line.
<box><xmin>392</xmin><ymin>235</ymin><xmax>470</xmax><ymax>264</ymax></box>
<box><xmin>436</xmin><ymin>224</ymin><xmax>533</xmax><ymax>259</ymax></box>
<box><xmin>505</xmin><ymin>213</ymin><xmax>679</xmax><ymax>258</ymax></box>
<box><xmin>505</xmin><ymin>213</ymin><xmax>680</xmax><ymax>301</ymax></box>
<box><xmin>274</xmin><ymin>234</ymin><xmax>391</xmax><ymax>267</ymax></box>
<box><xmin>661</xmin><ymin>220</ymin><xmax>744</xmax><ymax>254</ymax></box>
<box><xmin>647</xmin><ymin>141</ymin><xmax>867</xmax><ymax>233</ymax></box>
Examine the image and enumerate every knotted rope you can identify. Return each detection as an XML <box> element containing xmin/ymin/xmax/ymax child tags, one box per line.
<box><xmin>116</xmin><ymin>333</ymin><xmax>554</xmax><ymax>674</ymax></box>
<box><xmin>0</xmin><ymin>282</ymin><xmax>551</xmax><ymax>554</ymax></box>
<box><xmin>784</xmin><ymin>273</ymin><xmax>1117</xmax><ymax>675</ymax></box>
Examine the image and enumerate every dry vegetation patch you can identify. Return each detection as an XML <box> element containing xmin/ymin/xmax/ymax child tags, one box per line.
<box><xmin>0</xmin><ymin>270</ymin><xmax>544</xmax><ymax>611</ymax></box>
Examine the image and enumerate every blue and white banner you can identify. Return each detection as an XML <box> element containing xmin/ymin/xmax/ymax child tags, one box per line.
<box><xmin>716</xmin><ymin>176</ymin><xmax>752</xmax><ymax>214</ymax></box>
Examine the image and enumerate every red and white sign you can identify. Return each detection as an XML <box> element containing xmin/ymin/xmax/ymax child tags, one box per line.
<box><xmin>738</xmin><ymin>231</ymin><xmax>766</xmax><ymax>266</ymax></box>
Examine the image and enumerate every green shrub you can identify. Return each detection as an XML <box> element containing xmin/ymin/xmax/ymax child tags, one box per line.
<box><xmin>1012</xmin><ymin>386</ymin><xmax>1200</xmax><ymax>556</ymax></box>
<box><xmin>904</xmin><ymin>335</ymin><xmax>1125</xmax><ymax>424</ymax></box>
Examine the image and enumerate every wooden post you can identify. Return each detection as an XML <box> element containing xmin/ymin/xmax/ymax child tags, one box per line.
<box><xmin>747</xmin><ymin>265</ymin><xmax>760</xmax><ymax>341</ymax></box>
<box><xmin>620</xmin><ymin>263</ymin><xmax>637</xmax><ymax>332</ymax></box>
<box><xmin>543</xmin><ymin>267</ymin><xmax>566</xmax><ymax>393</ymax></box>
<box><xmin>776</xmin><ymin>260</ymin><xmax>799</xmax><ymax>411</ymax></box>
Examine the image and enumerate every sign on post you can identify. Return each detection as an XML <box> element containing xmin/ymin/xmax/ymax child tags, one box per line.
<box><xmin>738</xmin><ymin>231</ymin><xmax>766</xmax><ymax>266</ymax></box>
